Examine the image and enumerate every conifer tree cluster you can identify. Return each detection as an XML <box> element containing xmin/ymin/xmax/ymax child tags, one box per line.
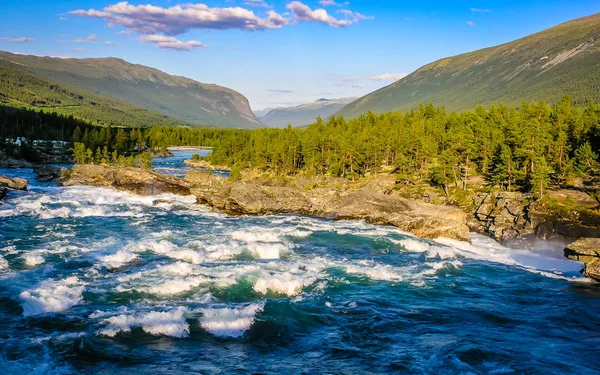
<box><xmin>207</xmin><ymin>98</ymin><xmax>600</xmax><ymax>197</ymax></box>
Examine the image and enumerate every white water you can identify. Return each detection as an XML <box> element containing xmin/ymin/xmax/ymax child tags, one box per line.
<box><xmin>1</xmin><ymin>182</ymin><xmax>591</xmax><ymax>341</ymax></box>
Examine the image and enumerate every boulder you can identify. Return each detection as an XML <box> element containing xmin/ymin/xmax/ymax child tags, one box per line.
<box><xmin>0</xmin><ymin>175</ymin><xmax>28</xmax><ymax>190</ymax></box>
<box><xmin>62</xmin><ymin>164</ymin><xmax>191</xmax><ymax>196</ymax></box>
<box><xmin>33</xmin><ymin>166</ymin><xmax>61</xmax><ymax>182</ymax></box>
<box><xmin>564</xmin><ymin>238</ymin><xmax>600</xmax><ymax>280</ymax></box>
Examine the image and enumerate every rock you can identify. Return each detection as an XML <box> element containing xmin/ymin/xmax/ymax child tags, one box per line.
<box><xmin>191</xmin><ymin>178</ymin><xmax>470</xmax><ymax>241</ymax></box>
<box><xmin>548</xmin><ymin>190</ymin><xmax>599</xmax><ymax>209</ymax></box>
<box><xmin>153</xmin><ymin>199</ymin><xmax>175</xmax><ymax>206</ymax></box>
<box><xmin>63</xmin><ymin>164</ymin><xmax>470</xmax><ymax>241</ymax></box>
<box><xmin>357</xmin><ymin>175</ymin><xmax>397</xmax><ymax>194</ymax></box>
<box><xmin>564</xmin><ymin>238</ymin><xmax>600</xmax><ymax>280</ymax></box>
<box><xmin>33</xmin><ymin>166</ymin><xmax>61</xmax><ymax>182</ymax></box>
<box><xmin>184</xmin><ymin>159</ymin><xmax>231</xmax><ymax>171</ymax></box>
<box><xmin>62</xmin><ymin>164</ymin><xmax>191</xmax><ymax>196</ymax></box>
<box><xmin>0</xmin><ymin>186</ymin><xmax>8</xmax><ymax>203</ymax></box>
<box><xmin>0</xmin><ymin>175</ymin><xmax>28</xmax><ymax>190</ymax></box>
<box><xmin>185</xmin><ymin>169</ymin><xmax>225</xmax><ymax>185</ymax></box>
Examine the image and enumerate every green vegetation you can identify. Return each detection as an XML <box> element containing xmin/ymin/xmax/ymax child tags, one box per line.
<box><xmin>0</xmin><ymin>51</ymin><xmax>262</xmax><ymax>129</ymax></box>
<box><xmin>208</xmin><ymin>98</ymin><xmax>600</xmax><ymax>198</ymax></box>
<box><xmin>338</xmin><ymin>13</ymin><xmax>600</xmax><ymax>118</ymax></box>
<box><xmin>0</xmin><ymin>60</ymin><xmax>190</xmax><ymax>128</ymax></box>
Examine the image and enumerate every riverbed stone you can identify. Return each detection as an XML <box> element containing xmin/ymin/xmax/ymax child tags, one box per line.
<box><xmin>564</xmin><ymin>238</ymin><xmax>600</xmax><ymax>280</ymax></box>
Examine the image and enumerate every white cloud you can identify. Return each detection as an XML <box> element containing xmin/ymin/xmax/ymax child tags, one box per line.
<box><xmin>319</xmin><ymin>0</ymin><xmax>349</xmax><ymax>6</ymax></box>
<box><xmin>286</xmin><ymin>1</ymin><xmax>352</xmax><ymax>27</ymax></box>
<box><xmin>70</xmin><ymin>2</ymin><xmax>289</xmax><ymax>35</ymax></box>
<box><xmin>139</xmin><ymin>34</ymin><xmax>208</xmax><ymax>51</ymax></box>
<box><xmin>466</xmin><ymin>20</ymin><xmax>475</xmax><ymax>26</ymax></box>
<box><xmin>337</xmin><ymin>9</ymin><xmax>373</xmax><ymax>22</ymax></box>
<box><xmin>244</xmin><ymin>0</ymin><xmax>270</xmax><ymax>8</ymax></box>
<box><xmin>1</xmin><ymin>37</ymin><xmax>35</xmax><ymax>43</ymax></box>
<box><xmin>369</xmin><ymin>73</ymin><xmax>408</xmax><ymax>81</ymax></box>
<box><xmin>470</xmin><ymin>8</ymin><xmax>491</xmax><ymax>13</ymax></box>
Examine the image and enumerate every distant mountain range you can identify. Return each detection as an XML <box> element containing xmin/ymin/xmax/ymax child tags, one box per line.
<box><xmin>259</xmin><ymin>98</ymin><xmax>357</xmax><ymax>128</ymax></box>
<box><xmin>338</xmin><ymin>12</ymin><xmax>600</xmax><ymax>118</ymax></box>
<box><xmin>0</xmin><ymin>51</ymin><xmax>262</xmax><ymax>129</ymax></box>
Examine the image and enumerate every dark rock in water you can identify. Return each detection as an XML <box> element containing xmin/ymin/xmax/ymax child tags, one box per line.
<box><xmin>33</xmin><ymin>166</ymin><xmax>61</xmax><ymax>182</ymax></box>
<box><xmin>0</xmin><ymin>186</ymin><xmax>8</xmax><ymax>203</ymax></box>
<box><xmin>152</xmin><ymin>199</ymin><xmax>176</xmax><ymax>206</ymax></box>
<box><xmin>0</xmin><ymin>175</ymin><xmax>28</xmax><ymax>190</ymax></box>
<box><xmin>564</xmin><ymin>238</ymin><xmax>600</xmax><ymax>280</ymax></box>
<box><xmin>62</xmin><ymin>164</ymin><xmax>191</xmax><ymax>196</ymax></box>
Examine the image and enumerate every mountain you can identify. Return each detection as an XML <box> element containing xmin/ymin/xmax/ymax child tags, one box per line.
<box><xmin>0</xmin><ymin>51</ymin><xmax>262</xmax><ymax>129</ymax></box>
<box><xmin>253</xmin><ymin>108</ymin><xmax>274</xmax><ymax>119</ymax></box>
<box><xmin>261</xmin><ymin>98</ymin><xmax>357</xmax><ymax>128</ymax></box>
<box><xmin>0</xmin><ymin>57</ymin><xmax>191</xmax><ymax>128</ymax></box>
<box><xmin>338</xmin><ymin>13</ymin><xmax>600</xmax><ymax>118</ymax></box>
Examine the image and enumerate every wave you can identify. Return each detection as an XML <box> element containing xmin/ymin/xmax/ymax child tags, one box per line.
<box><xmin>199</xmin><ymin>302</ymin><xmax>265</xmax><ymax>338</ymax></box>
<box><xmin>98</xmin><ymin>307</ymin><xmax>189</xmax><ymax>338</ymax></box>
<box><xmin>19</xmin><ymin>276</ymin><xmax>85</xmax><ymax>316</ymax></box>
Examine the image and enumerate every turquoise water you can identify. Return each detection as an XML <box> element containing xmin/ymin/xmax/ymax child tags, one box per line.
<box><xmin>1</xmin><ymin>152</ymin><xmax>600</xmax><ymax>374</ymax></box>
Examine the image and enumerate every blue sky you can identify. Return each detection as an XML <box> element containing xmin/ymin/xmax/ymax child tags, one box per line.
<box><xmin>1</xmin><ymin>0</ymin><xmax>599</xmax><ymax>110</ymax></box>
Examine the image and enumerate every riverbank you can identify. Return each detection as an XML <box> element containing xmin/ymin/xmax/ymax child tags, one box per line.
<box><xmin>62</xmin><ymin>164</ymin><xmax>470</xmax><ymax>242</ymax></box>
<box><xmin>168</xmin><ymin>146</ymin><xmax>213</xmax><ymax>151</ymax></box>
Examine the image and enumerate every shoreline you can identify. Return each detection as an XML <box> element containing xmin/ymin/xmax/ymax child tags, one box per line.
<box><xmin>168</xmin><ymin>146</ymin><xmax>213</xmax><ymax>151</ymax></box>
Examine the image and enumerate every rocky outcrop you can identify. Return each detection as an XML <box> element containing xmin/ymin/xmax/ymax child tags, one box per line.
<box><xmin>33</xmin><ymin>166</ymin><xmax>61</xmax><ymax>182</ymax></box>
<box><xmin>0</xmin><ymin>175</ymin><xmax>28</xmax><ymax>190</ymax></box>
<box><xmin>184</xmin><ymin>159</ymin><xmax>231</xmax><ymax>171</ymax></box>
<box><xmin>0</xmin><ymin>174</ymin><xmax>28</xmax><ymax>204</ymax></box>
<box><xmin>189</xmin><ymin>171</ymin><xmax>470</xmax><ymax>241</ymax></box>
<box><xmin>564</xmin><ymin>238</ymin><xmax>600</xmax><ymax>280</ymax></box>
<box><xmin>471</xmin><ymin>191</ymin><xmax>600</xmax><ymax>244</ymax></box>
<box><xmin>62</xmin><ymin>165</ymin><xmax>470</xmax><ymax>241</ymax></box>
<box><xmin>61</xmin><ymin>164</ymin><xmax>191</xmax><ymax>196</ymax></box>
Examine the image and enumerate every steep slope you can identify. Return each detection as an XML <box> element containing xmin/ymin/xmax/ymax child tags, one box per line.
<box><xmin>0</xmin><ymin>51</ymin><xmax>262</xmax><ymax>129</ymax></box>
<box><xmin>261</xmin><ymin>98</ymin><xmax>357</xmax><ymax>128</ymax></box>
<box><xmin>253</xmin><ymin>108</ymin><xmax>274</xmax><ymax>119</ymax></box>
<box><xmin>0</xmin><ymin>58</ymin><xmax>191</xmax><ymax>128</ymax></box>
<box><xmin>339</xmin><ymin>12</ymin><xmax>600</xmax><ymax>118</ymax></box>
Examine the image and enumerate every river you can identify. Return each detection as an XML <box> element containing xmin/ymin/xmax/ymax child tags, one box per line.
<box><xmin>1</xmin><ymin>150</ymin><xmax>599</xmax><ymax>374</ymax></box>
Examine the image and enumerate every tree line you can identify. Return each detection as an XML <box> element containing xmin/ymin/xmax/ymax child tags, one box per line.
<box><xmin>207</xmin><ymin>97</ymin><xmax>600</xmax><ymax>198</ymax></box>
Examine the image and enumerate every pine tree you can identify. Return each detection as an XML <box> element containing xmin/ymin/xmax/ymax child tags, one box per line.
<box><xmin>531</xmin><ymin>156</ymin><xmax>552</xmax><ymax>200</ymax></box>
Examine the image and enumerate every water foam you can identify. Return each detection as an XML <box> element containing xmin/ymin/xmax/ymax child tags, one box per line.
<box><xmin>98</xmin><ymin>250</ymin><xmax>138</xmax><ymax>270</ymax></box>
<box><xmin>0</xmin><ymin>255</ymin><xmax>8</xmax><ymax>271</ymax></box>
<box><xmin>22</xmin><ymin>252</ymin><xmax>45</xmax><ymax>267</ymax></box>
<box><xmin>199</xmin><ymin>302</ymin><xmax>265</xmax><ymax>338</ymax></box>
<box><xmin>98</xmin><ymin>307</ymin><xmax>189</xmax><ymax>338</ymax></box>
<box><xmin>19</xmin><ymin>276</ymin><xmax>85</xmax><ymax>316</ymax></box>
<box><xmin>434</xmin><ymin>233</ymin><xmax>586</xmax><ymax>279</ymax></box>
<box><xmin>253</xmin><ymin>272</ymin><xmax>317</xmax><ymax>297</ymax></box>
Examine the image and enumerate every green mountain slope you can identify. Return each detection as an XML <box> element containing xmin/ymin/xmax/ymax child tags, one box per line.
<box><xmin>0</xmin><ymin>58</ymin><xmax>191</xmax><ymax>128</ymax></box>
<box><xmin>260</xmin><ymin>98</ymin><xmax>357</xmax><ymax>128</ymax></box>
<box><xmin>338</xmin><ymin>12</ymin><xmax>600</xmax><ymax>118</ymax></box>
<box><xmin>0</xmin><ymin>51</ymin><xmax>262</xmax><ymax>129</ymax></box>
